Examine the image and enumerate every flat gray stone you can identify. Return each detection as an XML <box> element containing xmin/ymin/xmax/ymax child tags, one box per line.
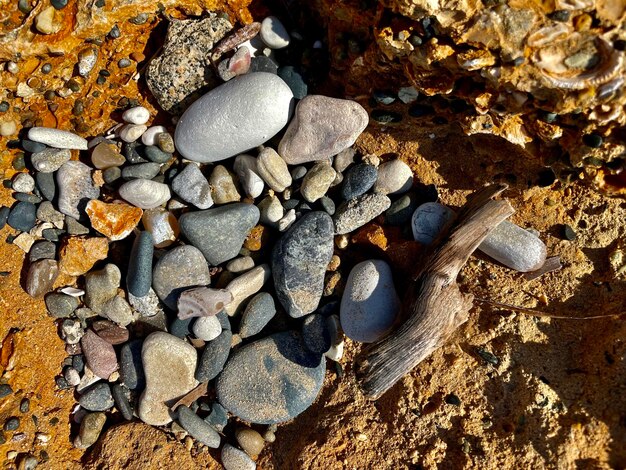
<box><xmin>177</xmin><ymin>405</ymin><xmax>220</xmax><ymax>448</ymax></box>
<box><xmin>56</xmin><ymin>161</ymin><xmax>100</xmax><ymax>220</ymax></box>
<box><xmin>175</xmin><ymin>73</ymin><xmax>294</xmax><ymax>163</ymax></box>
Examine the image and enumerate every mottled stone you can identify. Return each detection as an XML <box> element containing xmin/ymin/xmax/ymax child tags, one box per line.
<box><xmin>411</xmin><ymin>202</ymin><xmax>456</xmax><ymax>245</ymax></box>
<box><xmin>177</xmin><ymin>287</ymin><xmax>233</xmax><ymax>320</ymax></box>
<box><xmin>56</xmin><ymin>161</ymin><xmax>100</xmax><ymax>220</ymax></box>
<box><xmin>75</xmin><ymin>412</ymin><xmax>106</xmax><ymax>449</ymax></box>
<box><xmin>209</xmin><ymin>165</ymin><xmax>241</xmax><ymax>204</ymax></box>
<box><xmin>341</xmin><ymin>163</ymin><xmax>378</xmax><ymax>200</ymax></box>
<box><xmin>300</xmin><ymin>162</ymin><xmax>336</xmax><ymax>203</ymax></box>
<box><xmin>30</xmin><ymin>148</ymin><xmax>71</xmax><ymax>173</ymax></box>
<box><xmin>256</xmin><ymin>147</ymin><xmax>292</xmax><ymax>192</ymax></box>
<box><xmin>171</xmin><ymin>164</ymin><xmax>213</xmax><ymax>209</ymax></box>
<box><xmin>121</xmin><ymin>162</ymin><xmax>161</xmax><ymax>180</ymax></box>
<box><xmin>58</xmin><ymin>237</ymin><xmax>109</xmax><ymax>276</ymax></box>
<box><xmin>272</xmin><ymin>212</ymin><xmax>334</xmax><ymax>318</ymax></box>
<box><xmin>333</xmin><ymin>194</ymin><xmax>391</xmax><ymax>235</ymax></box>
<box><xmin>7</xmin><ymin>201</ymin><xmax>36</xmax><ymax>231</ymax></box>
<box><xmin>81</xmin><ymin>330</ymin><xmax>118</xmax><ymax>379</ymax></box>
<box><xmin>25</xmin><ymin>259</ymin><xmax>58</xmax><ymax>298</ymax></box>
<box><xmin>222</xmin><ymin>444</ymin><xmax>256</xmax><ymax>470</ymax></box>
<box><xmin>79</xmin><ymin>383</ymin><xmax>114</xmax><ymax>411</ymax></box>
<box><xmin>84</xmin><ymin>264</ymin><xmax>120</xmax><ymax>313</ymax></box>
<box><xmin>86</xmin><ymin>200</ymin><xmax>142</xmax><ymax>241</ymax></box>
<box><xmin>45</xmin><ymin>292</ymin><xmax>79</xmax><ymax>318</ymax></box>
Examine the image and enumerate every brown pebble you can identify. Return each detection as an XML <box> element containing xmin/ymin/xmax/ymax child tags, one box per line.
<box><xmin>74</xmin><ymin>412</ymin><xmax>106</xmax><ymax>449</ymax></box>
<box><xmin>236</xmin><ymin>427</ymin><xmax>265</xmax><ymax>458</ymax></box>
<box><xmin>91</xmin><ymin>142</ymin><xmax>125</xmax><ymax>170</ymax></box>
<box><xmin>91</xmin><ymin>320</ymin><xmax>130</xmax><ymax>345</ymax></box>
<box><xmin>81</xmin><ymin>330</ymin><xmax>118</xmax><ymax>379</ymax></box>
<box><xmin>25</xmin><ymin>259</ymin><xmax>59</xmax><ymax>298</ymax></box>
<box><xmin>130</xmin><ymin>52</ymin><xmax>145</xmax><ymax>62</ymax></box>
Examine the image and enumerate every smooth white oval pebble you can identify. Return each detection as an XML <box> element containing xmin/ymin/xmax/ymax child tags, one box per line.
<box><xmin>340</xmin><ymin>259</ymin><xmax>400</xmax><ymax>343</ymax></box>
<box><xmin>234</xmin><ymin>154</ymin><xmax>264</xmax><ymax>198</ymax></box>
<box><xmin>122</xmin><ymin>106</ymin><xmax>150</xmax><ymax>125</ymax></box>
<box><xmin>27</xmin><ymin>127</ymin><xmax>88</xmax><ymax>150</ymax></box>
<box><xmin>175</xmin><ymin>73</ymin><xmax>294</xmax><ymax>163</ymax></box>
<box><xmin>374</xmin><ymin>160</ymin><xmax>413</xmax><ymax>195</ymax></box>
<box><xmin>260</xmin><ymin>16</ymin><xmax>290</xmax><ymax>49</ymax></box>
<box><xmin>479</xmin><ymin>220</ymin><xmax>547</xmax><ymax>272</ymax></box>
<box><xmin>142</xmin><ymin>125</ymin><xmax>167</xmax><ymax>146</ymax></box>
<box><xmin>118</xmin><ymin>124</ymin><xmax>147</xmax><ymax>143</ymax></box>
<box><xmin>118</xmin><ymin>179</ymin><xmax>171</xmax><ymax>209</ymax></box>
<box><xmin>411</xmin><ymin>202</ymin><xmax>456</xmax><ymax>245</ymax></box>
<box><xmin>192</xmin><ymin>315</ymin><xmax>222</xmax><ymax>342</ymax></box>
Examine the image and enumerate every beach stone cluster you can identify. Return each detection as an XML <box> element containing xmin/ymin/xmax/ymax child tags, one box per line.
<box><xmin>0</xmin><ymin>11</ymin><xmax>551</xmax><ymax>468</ymax></box>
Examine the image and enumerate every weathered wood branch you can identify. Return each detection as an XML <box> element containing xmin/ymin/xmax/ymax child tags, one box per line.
<box><xmin>357</xmin><ymin>184</ymin><xmax>515</xmax><ymax>400</ymax></box>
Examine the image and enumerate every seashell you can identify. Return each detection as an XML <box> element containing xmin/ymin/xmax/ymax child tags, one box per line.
<box><xmin>596</xmin><ymin>77</ymin><xmax>624</xmax><ymax>100</ymax></box>
<box><xmin>555</xmin><ymin>0</ymin><xmax>594</xmax><ymax>10</ymax></box>
<box><xmin>527</xmin><ymin>23</ymin><xmax>571</xmax><ymax>48</ymax></box>
<box><xmin>60</xmin><ymin>287</ymin><xmax>85</xmax><ymax>297</ymax></box>
<box><xmin>177</xmin><ymin>287</ymin><xmax>234</xmax><ymax>320</ymax></box>
<box><xmin>118</xmin><ymin>179</ymin><xmax>171</xmax><ymax>209</ymax></box>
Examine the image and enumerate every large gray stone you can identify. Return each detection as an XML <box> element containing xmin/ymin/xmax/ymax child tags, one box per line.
<box><xmin>272</xmin><ymin>212</ymin><xmax>334</xmax><ymax>318</ymax></box>
<box><xmin>174</xmin><ymin>73</ymin><xmax>294</xmax><ymax>163</ymax></box>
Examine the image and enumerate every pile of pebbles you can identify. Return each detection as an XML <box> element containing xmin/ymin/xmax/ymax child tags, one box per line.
<box><xmin>0</xmin><ymin>13</ymin><xmax>549</xmax><ymax>468</ymax></box>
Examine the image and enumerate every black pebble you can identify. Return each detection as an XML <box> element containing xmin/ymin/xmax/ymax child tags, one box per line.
<box><xmin>120</xmin><ymin>339</ymin><xmax>145</xmax><ymax>390</ymax></box>
<box><xmin>0</xmin><ymin>206</ymin><xmax>10</xmax><ymax>230</ymax></box>
<box><xmin>386</xmin><ymin>193</ymin><xmax>420</xmax><ymax>225</ymax></box>
<box><xmin>42</xmin><ymin>228</ymin><xmax>65</xmax><ymax>242</ymax></box>
<box><xmin>249</xmin><ymin>56</ymin><xmax>279</xmax><ymax>74</ymax></box>
<box><xmin>122</xmin><ymin>162</ymin><xmax>161</xmax><ymax>180</ymax></box>
<box><xmin>35</xmin><ymin>172</ymin><xmax>56</xmax><ymax>202</ymax></box>
<box><xmin>72</xmin><ymin>354</ymin><xmax>85</xmax><ymax>374</ymax></box>
<box><xmin>341</xmin><ymin>163</ymin><xmax>378</xmax><ymax>200</ymax></box>
<box><xmin>195</xmin><ymin>329</ymin><xmax>232</xmax><ymax>382</ymax></box>
<box><xmin>103</xmin><ymin>167</ymin><xmax>122</xmax><ymax>184</ymax></box>
<box><xmin>7</xmin><ymin>201</ymin><xmax>37</xmax><ymax>232</ymax></box>
<box><xmin>21</xmin><ymin>139</ymin><xmax>46</xmax><ymax>153</ymax></box>
<box><xmin>111</xmin><ymin>383</ymin><xmax>134</xmax><ymax>420</ymax></box>
<box><xmin>445</xmin><ymin>393</ymin><xmax>461</xmax><ymax>406</ymax></box>
<box><xmin>563</xmin><ymin>224</ymin><xmax>577</xmax><ymax>241</ymax></box>
<box><xmin>3</xmin><ymin>417</ymin><xmax>19</xmax><ymax>431</ymax></box>
<box><xmin>372</xmin><ymin>90</ymin><xmax>395</xmax><ymax>105</ymax></box>
<box><xmin>583</xmin><ymin>133</ymin><xmax>603</xmax><ymax>148</ymax></box>
<box><xmin>277</xmin><ymin>66</ymin><xmax>308</xmax><ymax>99</ymax></box>
<box><xmin>123</xmin><ymin>142</ymin><xmax>148</xmax><ymax>164</ymax></box>
<box><xmin>126</xmin><ymin>231</ymin><xmax>154</xmax><ymax>297</ymax></box>
<box><xmin>170</xmin><ymin>317</ymin><xmax>193</xmax><ymax>338</ymax></box>
<box><xmin>0</xmin><ymin>384</ymin><xmax>12</xmax><ymax>398</ymax></box>
<box><xmin>13</xmin><ymin>193</ymin><xmax>42</xmax><ymax>204</ymax></box>
<box><xmin>19</xmin><ymin>398</ymin><xmax>29</xmax><ymax>413</ymax></box>
<box><xmin>144</xmin><ymin>146</ymin><xmax>172</xmax><ymax>164</ymax></box>
<box><xmin>301</xmin><ymin>313</ymin><xmax>331</xmax><ymax>355</ymax></box>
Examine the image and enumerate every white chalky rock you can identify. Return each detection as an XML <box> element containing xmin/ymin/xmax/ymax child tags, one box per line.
<box><xmin>234</xmin><ymin>154</ymin><xmax>264</xmax><ymax>198</ymax></box>
<box><xmin>224</xmin><ymin>264</ymin><xmax>271</xmax><ymax>316</ymax></box>
<box><xmin>28</xmin><ymin>127</ymin><xmax>88</xmax><ymax>150</ymax></box>
<box><xmin>175</xmin><ymin>72</ymin><xmax>294</xmax><ymax>163</ymax></box>
<box><xmin>480</xmin><ymin>220</ymin><xmax>547</xmax><ymax>272</ymax></box>
<box><xmin>374</xmin><ymin>160</ymin><xmax>414</xmax><ymax>195</ymax></box>
<box><xmin>142</xmin><ymin>125</ymin><xmax>167</xmax><ymax>146</ymax></box>
<box><xmin>122</xmin><ymin>106</ymin><xmax>151</xmax><ymax>125</ymax></box>
<box><xmin>260</xmin><ymin>16</ymin><xmax>290</xmax><ymax>49</ymax></box>
<box><xmin>118</xmin><ymin>124</ymin><xmax>147</xmax><ymax>143</ymax></box>
<box><xmin>192</xmin><ymin>316</ymin><xmax>222</xmax><ymax>342</ymax></box>
<box><xmin>340</xmin><ymin>260</ymin><xmax>400</xmax><ymax>343</ymax></box>
<box><xmin>118</xmin><ymin>179</ymin><xmax>171</xmax><ymax>209</ymax></box>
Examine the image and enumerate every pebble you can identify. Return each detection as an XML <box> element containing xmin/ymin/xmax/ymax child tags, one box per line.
<box><xmin>75</xmin><ymin>412</ymin><xmax>106</xmax><ymax>448</ymax></box>
<box><xmin>13</xmin><ymin>193</ymin><xmax>41</xmax><ymax>204</ymax></box>
<box><xmin>373</xmin><ymin>90</ymin><xmax>396</xmax><ymax>105</ymax></box>
<box><xmin>239</xmin><ymin>292</ymin><xmax>276</xmax><ymax>338</ymax></box>
<box><xmin>301</xmin><ymin>162</ymin><xmax>336</xmax><ymax>203</ymax></box>
<box><xmin>260</xmin><ymin>16</ymin><xmax>290</xmax><ymax>49</ymax></box>
<box><xmin>223</xmin><ymin>264</ymin><xmax>271</xmax><ymax>315</ymax></box>
<box><xmin>385</xmin><ymin>193</ymin><xmax>419</xmax><ymax>225</ymax></box>
<box><xmin>86</xmin><ymin>200</ymin><xmax>143</xmax><ymax>241</ymax></box>
<box><xmin>25</xmin><ymin>259</ymin><xmax>58</xmax><ymax>297</ymax></box>
<box><xmin>217</xmin><ymin>331</ymin><xmax>325</xmax><ymax>424</ymax></box>
<box><xmin>0</xmin><ymin>120</ymin><xmax>17</xmax><ymax>136</ymax></box>
<box><xmin>12</xmin><ymin>173</ymin><xmax>35</xmax><ymax>193</ymax></box>
<box><xmin>333</xmin><ymin>193</ymin><xmax>391</xmax><ymax>235</ymax></box>
<box><xmin>204</xmin><ymin>402</ymin><xmax>228</xmax><ymax>432</ymax></box>
<box><xmin>277</xmin><ymin>209</ymin><xmax>296</xmax><ymax>232</ymax></box>
<box><xmin>152</xmin><ymin>245</ymin><xmax>211</xmax><ymax>310</ymax></box>
<box><xmin>156</xmin><ymin>132</ymin><xmax>175</xmax><ymax>153</ymax></box>
<box><xmin>277</xmin><ymin>66</ymin><xmax>307</xmax><ymax>99</ymax></box>
<box><xmin>341</xmin><ymin>163</ymin><xmax>377</xmax><ymax>200</ymax></box>
<box><xmin>258</xmin><ymin>195</ymin><xmax>284</xmax><ymax>226</ymax></box>
<box><xmin>45</xmin><ymin>293</ymin><xmax>79</xmax><ymax>318</ymax></box>
<box><xmin>61</xmin><ymin>320</ymin><xmax>84</xmax><ymax>345</ymax></box>
<box><xmin>234</xmin><ymin>154</ymin><xmax>265</xmax><ymax>198</ymax></box>
<box><xmin>22</xmin><ymin>138</ymin><xmax>47</xmax><ymax>153</ymax></box>
<box><xmin>0</xmin><ymin>384</ymin><xmax>12</xmax><ymax>398</ymax></box>
<box><xmin>272</xmin><ymin>212</ymin><xmax>334</xmax><ymax>318</ymax></box>
<box><xmin>27</xmin><ymin>127</ymin><xmax>88</xmax><ymax>150</ymax></box>
<box><xmin>29</xmin><ymin>240</ymin><xmax>56</xmax><ymax>262</ymax></box>
<box><xmin>81</xmin><ymin>330</ymin><xmax>118</xmax><ymax>379</ymax></box>
<box><xmin>319</xmin><ymin>196</ymin><xmax>336</xmax><ymax>215</ymax></box>
<box><xmin>279</xmin><ymin>95</ymin><xmax>368</xmax><ymax>164</ymax></box>
<box><xmin>77</xmin><ymin>48</ymin><xmax>98</xmax><ymax>77</ymax></box>
<box><xmin>340</xmin><ymin>260</ymin><xmax>401</xmax><ymax>342</ymax></box>
<box><xmin>177</xmin><ymin>287</ymin><xmax>233</xmax><ymax>320</ymax></box>
<box><xmin>256</xmin><ymin>147</ymin><xmax>292</xmax><ymax>192</ymax></box>
<box><xmin>226</xmin><ymin>256</ymin><xmax>254</xmax><ymax>273</ymax></box>
<box><xmin>120</xmin><ymin>339</ymin><xmax>145</xmax><ymax>390</ymax></box>
<box><xmin>141</xmin><ymin>126</ymin><xmax>168</xmax><ymax>147</ymax></box>
<box><xmin>79</xmin><ymin>383</ymin><xmax>114</xmax><ymax>411</ymax></box>
<box><xmin>0</xmin><ymin>206</ymin><xmax>9</xmax><ymax>229</ymax></box>
<box><xmin>302</xmin><ymin>313</ymin><xmax>331</xmax><ymax>354</ymax></box>
<box><xmin>142</xmin><ymin>209</ymin><xmax>179</xmax><ymax>248</ymax></box>
<box><xmin>118</xmin><ymin>179</ymin><xmax>171</xmax><ymax>209</ymax></box>
<box><xmin>290</xmin><ymin>165</ymin><xmax>307</xmax><ymax>181</ymax></box>
<box><xmin>58</xmin><ymin>236</ymin><xmax>109</xmax><ymax>276</ymax></box>
<box><xmin>177</xmin><ymin>405</ymin><xmax>221</xmax><ymax>448</ymax></box>
<box><xmin>30</xmin><ymin>148</ymin><xmax>71</xmax><ymax>173</ymax></box>
<box><xmin>12</xmin><ymin>232</ymin><xmax>35</xmax><ymax>252</ymax></box>
<box><xmin>175</xmin><ymin>73</ymin><xmax>294</xmax><ymax>163</ymax></box>
<box><xmin>93</xmin><ymin>320</ymin><xmax>129</xmax><ymax>344</ymax></box>
<box><xmin>111</xmin><ymin>383</ymin><xmax>133</xmax><ymax>420</ymax></box>
<box><xmin>56</xmin><ymin>161</ymin><xmax>100</xmax><ymax>220</ymax></box>
<box><xmin>374</xmin><ymin>160</ymin><xmax>413</xmax><ymax>195</ymax></box>
<box><xmin>122</xmin><ymin>106</ymin><xmax>150</xmax><ymax>125</ymax></box>
<box><xmin>127</xmin><ymin>231</ymin><xmax>154</xmax><ymax>297</ymax></box>
<box><xmin>91</xmin><ymin>142</ymin><xmax>125</xmax><ymax>169</ymax></box>
<box><xmin>34</xmin><ymin>172</ymin><xmax>56</xmax><ymax>203</ymax></box>
<box><xmin>143</xmin><ymin>145</ymin><xmax>171</xmax><ymax>164</ymax></box>
<box><xmin>209</xmin><ymin>165</ymin><xmax>241</xmax><ymax>204</ymax></box>
<box><xmin>64</xmin><ymin>366</ymin><xmax>81</xmax><ymax>386</ymax></box>
<box><xmin>179</xmin><ymin>203</ymin><xmax>260</xmax><ymax>265</ymax></box>
<box><xmin>249</xmin><ymin>56</ymin><xmax>279</xmax><ymax>74</ymax></box>
<box><xmin>218</xmin><ymin>46</ymin><xmax>252</xmax><ymax>81</ymax></box>
<box><xmin>480</xmin><ymin>220</ymin><xmax>547</xmax><ymax>272</ymax></box>
<box><xmin>121</xmin><ymin>162</ymin><xmax>161</xmax><ymax>180</ymax></box>
<box><xmin>195</xmin><ymin>329</ymin><xmax>233</xmax><ymax>382</ymax></box>
<box><xmin>172</xmin><ymin>164</ymin><xmax>214</xmax><ymax>209</ymax></box>
<box><xmin>411</xmin><ymin>202</ymin><xmax>456</xmax><ymax>245</ymax></box>
<box><xmin>139</xmin><ymin>332</ymin><xmax>198</xmax><ymax>426</ymax></box>
<box><xmin>236</xmin><ymin>427</ymin><xmax>265</xmax><ymax>458</ymax></box>
<box><xmin>222</xmin><ymin>444</ymin><xmax>256</xmax><ymax>470</ymax></box>
<box><xmin>8</xmin><ymin>201</ymin><xmax>37</xmax><ymax>231</ymax></box>
<box><xmin>4</xmin><ymin>417</ymin><xmax>19</xmax><ymax>431</ymax></box>
<box><xmin>119</xmin><ymin>124</ymin><xmax>147</xmax><ymax>143</ymax></box>
<box><xmin>398</xmin><ymin>86</ymin><xmax>418</xmax><ymax>104</ymax></box>
<box><xmin>192</xmin><ymin>316</ymin><xmax>222</xmax><ymax>341</ymax></box>
<box><xmin>84</xmin><ymin>264</ymin><xmax>120</xmax><ymax>313</ymax></box>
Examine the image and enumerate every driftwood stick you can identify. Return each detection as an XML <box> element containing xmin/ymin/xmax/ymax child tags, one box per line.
<box><xmin>358</xmin><ymin>184</ymin><xmax>515</xmax><ymax>400</ymax></box>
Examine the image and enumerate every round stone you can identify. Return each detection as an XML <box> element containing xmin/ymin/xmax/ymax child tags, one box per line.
<box><xmin>411</xmin><ymin>202</ymin><xmax>456</xmax><ymax>245</ymax></box>
<box><xmin>374</xmin><ymin>160</ymin><xmax>413</xmax><ymax>195</ymax></box>
<box><xmin>221</xmin><ymin>444</ymin><xmax>256</xmax><ymax>470</ymax></box>
<box><xmin>12</xmin><ymin>173</ymin><xmax>35</xmax><ymax>193</ymax></box>
<box><xmin>7</xmin><ymin>201</ymin><xmax>37</xmax><ymax>231</ymax></box>
<box><xmin>122</xmin><ymin>106</ymin><xmax>150</xmax><ymax>125</ymax></box>
<box><xmin>260</xmin><ymin>16</ymin><xmax>290</xmax><ymax>49</ymax></box>
<box><xmin>239</xmin><ymin>292</ymin><xmax>276</xmax><ymax>338</ymax></box>
<box><xmin>192</xmin><ymin>315</ymin><xmax>222</xmax><ymax>341</ymax></box>
<box><xmin>118</xmin><ymin>179</ymin><xmax>171</xmax><ymax>209</ymax></box>
<box><xmin>79</xmin><ymin>383</ymin><xmax>114</xmax><ymax>411</ymax></box>
<box><xmin>340</xmin><ymin>163</ymin><xmax>377</xmax><ymax>200</ymax></box>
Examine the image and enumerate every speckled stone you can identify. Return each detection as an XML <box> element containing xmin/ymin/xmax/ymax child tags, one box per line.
<box><xmin>195</xmin><ymin>329</ymin><xmax>232</xmax><ymax>382</ymax></box>
<box><xmin>27</xmin><ymin>127</ymin><xmax>88</xmax><ymax>150</ymax></box>
<box><xmin>171</xmin><ymin>164</ymin><xmax>213</xmax><ymax>209</ymax></box>
<box><xmin>480</xmin><ymin>220</ymin><xmax>547</xmax><ymax>272</ymax></box>
<box><xmin>256</xmin><ymin>147</ymin><xmax>292</xmax><ymax>192</ymax></box>
<box><xmin>300</xmin><ymin>162</ymin><xmax>336</xmax><ymax>203</ymax></box>
<box><xmin>45</xmin><ymin>292</ymin><xmax>79</xmax><ymax>318</ymax></box>
<box><xmin>56</xmin><ymin>161</ymin><xmax>100</xmax><ymax>220</ymax></box>
<box><xmin>177</xmin><ymin>405</ymin><xmax>221</xmax><ymax>448</ymax></box>
<box><xmin>301</xmin><ymin>313</ymin><xmax>331</xmax><ymax>354</ymax></box>
<box><xmin>209</xmin><ymin>165</ymin><xmax>241</xmax><ymax>204</ymax></box>
<box><xmin>7</xmin><ymin>201</ymin><xmax>37</xmax><ymax>231</ymax></box>
<box><xmin>79</xmin><ymin>382</ymin><xmax>114</xmax><ymax>411</ymax></box>
<box><xmin>30</xmin><ymin>148</ymin><xmax>71</xmax><ymax>173</ymax></box>
<box><xmin>75</xmin><ymin>412</ymin><xmax>106</xmax><ymax>449</ymax></box>
<box><xmin>333</xmin><ymin>193</ymin><xmax>391</xmax><ymax>235</ymax></box>
<box><xmin>81</xmin><ymin>330</ymin><xmax>118</xmax><ymax>379</ymax></box>
<box><xmin>216</xmin><ymin>331</ymin><xmax>325</xmax><ymax>424</ymax></box>
<box><xmin>340</xmin><ymin>163</ymin><xmax>377</xmax><ymax>200</ymax></box>
<box><xmin>239</xmin><ymin>292</ymin><xmax>276</xmax><ymax>338</ymax></box>
<box><xmin>222</xmin><ymin>444</ymin><xmax>256</xmax><ymax>470</ymax></box>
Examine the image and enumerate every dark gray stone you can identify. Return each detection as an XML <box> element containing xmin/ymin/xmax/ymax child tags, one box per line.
<box><xmin>249</xmin><ymin>56</ymin><xmax>278</xmax><ymax>74</ymax></box>
<box><xmin>42</xmin><ymin>228</ymin><xmax>65</xmax><ymax>241</ymax></box>
<box><xmin>7</xmin><ymin>201</ymin><xmax>37</xmax><ymax>231</ymax></box>
<box><xmin>103</xmin><ymin>167</ymin><xmax>121</xmax><ymax>184</ymax></box>
<box><xmin>28</xmin><ymin>240</ymin><xmax>56</xmax><ymax>263</ymax></box>
<box><xmin>120</xmin><ymin>339</ymin><xmax>145</xmax><ymax>390</ymax></box>
<box><xmin>13</xmin><ymin>192</ymin><xmax>42</xmax><ymax>204</ymax></box>
<box><xmin>340</xmin><ymin>163</ymin><xmax>377</xmax><ymax>200</ymax></box>
<box><xmin>177</xmin><ymin>405</ymin><xmax>220</xmax><ymax>448</ymax></box>
<box><xmin>301</xmin><ymin>313</ymin><xmax>331</xmax><ymax>355</ymax></box>
<box><xmin>272</xmin><ymin>212</ymin><xmax>334</xmax><ymax>318</ymax></box>
<box><xmin>318</xmin><ymin>196</ymin><xmax>335</xmax><ymax>215</ymax></box>
<box><xmin>216</xmin><ymin>331</ymin><xmax>326</xmax><ymax>424</ymax></box>
<box><xmin>195</xmin><ymin>329</ymin><xmax>232</xmax><ymax>382</ymax></box>
<box><xmin>386</xmin><ymin>193</ymin><xmax>419</xmax><ymax>225</ymax></box>
<box><xmin>239</xmin><ymin>292</ymin><xmax>276</xmax><ymax>338</ymax></box>
<box><xmin>216</xmin><ymin>311</ymin><xmax>231</xmax><ymax>331</ymax></box>
<box><xmin>127</xmin><ymin>231</ymin><xmax>154</xmax><ymax>297</ymax></box>
<box><xmin>65</xmin><ymin>216</ymin><xmax>90</xmax><ymax>235</ymax></box>
<box><xmin>152</xmin><ymin>245</ymin><xmax>211</xmax><ymax>310</ymax></box>
<box><xmin>22</xmin><ymin>138</ymin><xmax>47</xmax><ymax>153</ymax></box>
<box><xmin>278</xmin><ymin>66</ymin><xmax>308</xmax><ymax>99</ymax></box>
<box><xmin>121</xmin><ymin>162</ymin><xmax>161</xmax><ymax>180</ymax></box>
<box><xmin>170</xmin><ymin>317</ymin><xmax>193</xmax><ymax>338</ymax></box>
<box><xmin>35</xmin><ymin>171</ymin><xmax>56</xmax><ymax>201</ymax></box>
<box><xmin>111</xmin><ymin>383</ymin><xmax>133</xmax><ymax>420</ymax></box>
<box><xmin>144</xmin><ymin>145</ymin><xmax>172</xmax><ymax>164</ymax></box>
<box><xmin>0</xmin><ymin>206</ymin><xmax>9</xmax><ymax>229</ymax></box>
<box><xmin>79</xmin><ymin>383</ymin><xmax>114</xmax><ymax>411</ymax></box>
<box><xmin>123</xmin><ymin>142</ymin><xmax>148</xmax><ymax>164</ymax></box>
<box><xmin>45</xmin><ymin>293</ymin><xmax>79</xmax><ymax>318</ymax></box>
<box><xmin>179</xmin><ymin>203</ymin><xmax>259</xmax><ymax>266</ymax></box>
<box><xmin>145</xmin><ymin>14</ymin><xmax>232</xmax><ymax>113</ymax></box>
<box><xmin>205</xmin><ymin>402</ymin><xmax>228</xmax><ymax>432</ymax></box>
<box><xmin>72</xmin><ymin>354</ymin><xmax>85</xmax><ymax>373</ymax></box>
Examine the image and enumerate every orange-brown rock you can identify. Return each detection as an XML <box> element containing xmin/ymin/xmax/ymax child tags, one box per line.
<box><xmin>243</xmin><ymin>225</ymin><xmax>267</xmax><ymax>252</ymax></box>
<box><xmin>58</xmin><ymin>236</ymin><xmax>109</xmax><ymax>276</ymax></box>
<box><xmin>350</xmin><ymin>223</ymin><xmax>403</xmax><ymax>251</ymax></box>
<box><xmin>86</xmin><ymin>200</ymin><xmax>143</xmax><ymax>241</ymax></box>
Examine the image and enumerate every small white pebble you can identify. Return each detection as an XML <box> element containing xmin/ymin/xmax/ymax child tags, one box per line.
<box><xmin>6</xmin><ymin>61</ymin><xmax>19</xmax><ymax>74</ymax></box>
<box><xmin>36</xmin><ymin>432</ymin><xmax>51</xmax><ymax>443</ymax></box>
<box><xmin>118</xmin><ymin>124</ymin><xmax>147</xmax><ymax>143</ymax></box>
<box><xmin>141</xmin><ymin>125</ymin><xmax>167</xmax><ymax>146</ymax></box>
<box><xmin>12</xmin><ymin>173</ymin><xmax>35</xmax><ymax>192</ymax></box>
<box><xmin>356</xmin><ymin>432</ymin><xmax>368</xmax><ymax>442</ymax></box>
<box><xmin>122</xmin><ymin>106</ymin><xmax>150</xmax><ymax>125</ymax></box>
<box><xmin>278</xmin><ymin>209</ymin><xmax>296</xmax><ymax>232</ymax></box>
<box><xmin>6</xmin><ymin>451</ymin><xmax>17</xmax><ymax>459</ymax></box>
<box><xmin>0</xmin><ymin>120</ymin><xmax>17</xmax><ymax>136</ymax></box>
<box><xmin>429</xmin><ymin>133</ymin><xmax>435</xmax><ymax>139</ymax></box>
<box><xmin>60</xmin><ymin>287</ymin><xmax>85</xmax><ymax>297</ymax></box>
